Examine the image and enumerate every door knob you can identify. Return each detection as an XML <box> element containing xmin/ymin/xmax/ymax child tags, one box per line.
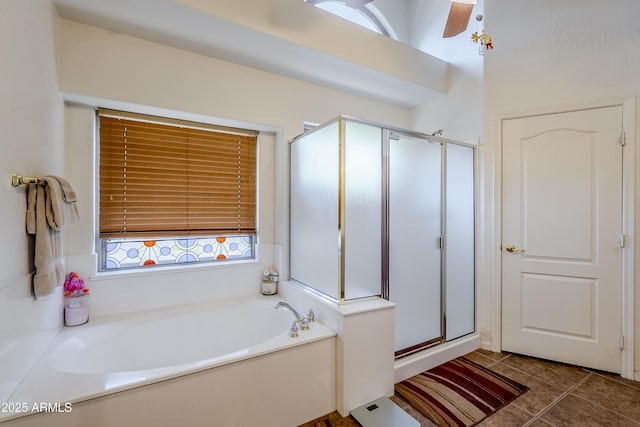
<box><xmin>505</xmin><ymin>244</ymin><xmax>525</xmax><ymax>253</ymax></box>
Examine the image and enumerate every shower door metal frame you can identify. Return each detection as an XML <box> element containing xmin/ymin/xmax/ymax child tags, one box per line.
<box><xmin>337</xmin><ymin>118</ymin><xmax>347</xmax><ymax>303</ymax></box>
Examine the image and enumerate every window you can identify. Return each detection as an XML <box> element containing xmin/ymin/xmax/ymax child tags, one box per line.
<box><xmin>306</xmin><ymin>0</ymin><xmax>392</xmax><ymax>37</ymax></box>
<box><xmin>98</xmin><ymin>109</ymin><xmax>257</xmax><ymax>270</ymax></box>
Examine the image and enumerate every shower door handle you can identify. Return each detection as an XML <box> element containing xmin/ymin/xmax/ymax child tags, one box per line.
<box><xmin>505</xmin><ymin>244</ymin><xmax>525</xmax><ymax>253</ymax></box>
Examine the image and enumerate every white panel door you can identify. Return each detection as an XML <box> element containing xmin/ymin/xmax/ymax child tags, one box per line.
<box><xmin>502</xmin><ymin>106</ymin><xmax>623</xmax><ymax>373</ymax></box>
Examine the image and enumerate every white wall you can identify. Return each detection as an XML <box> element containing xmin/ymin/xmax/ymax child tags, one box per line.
<box><xmin>169</xmin><ymin>0</ymin><xmax>446</xmax><ymax>100</ymax></box>
<box><xmin>481</xmin><ymin>0</ymin><xmax>640</xmax><ymax>378</ymax></box>
<box><xmin>57</xmin><ymin>19</ymin><xmax>411</xmax><ymax>317</ymax></box>
<box><xmin>59</xmin><ymin>20</ymin><xmax>410</xmax><ymax>143</ymax></box>
<box><xmin>408</xmin><ymin>0</ymin><xmax>483</xmax><ymax>141</ymax></box>
<box><xmin>0</xmin><ymin>1</ymin><xmax>63</xmax><ymax>291</ymax></box>
<box><xmin>0</xmin><ymin>0</ymin><xmax>64</xmax><ymax>403</ymax></box>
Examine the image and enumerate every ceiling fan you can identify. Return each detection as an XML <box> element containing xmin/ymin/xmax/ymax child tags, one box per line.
<box><xmin>344</xmin><ymin>0</ymin><xmax>477</xmax><ymax>38</ymax></box>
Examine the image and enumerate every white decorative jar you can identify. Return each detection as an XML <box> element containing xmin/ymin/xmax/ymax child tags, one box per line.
<box><xmin>64</xmin><ymin>293</ymin><xmax>90</xmax><ymax>326</ymax></box>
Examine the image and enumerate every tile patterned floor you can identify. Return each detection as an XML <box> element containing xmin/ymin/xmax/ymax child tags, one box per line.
<box><xmin>299</xmin><ymin>350</ymin><xmax>640</xmax><ymax>427</ymax></box>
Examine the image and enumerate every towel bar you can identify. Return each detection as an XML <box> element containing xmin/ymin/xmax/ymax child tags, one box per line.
<box><xmin>11</xmin><ymin>173</ymin><xmax>42</xmax><ymax>187</ymax></box>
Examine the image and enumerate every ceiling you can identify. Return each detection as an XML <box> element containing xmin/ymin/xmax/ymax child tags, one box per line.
<box><xmin>52</xmin><ymin>0</ymin><xmax>449</xmax><ymax>108</ymax></box>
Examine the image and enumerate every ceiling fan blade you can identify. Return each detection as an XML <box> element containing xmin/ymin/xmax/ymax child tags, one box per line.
<box><xmin>443</xmin><ymin>1</ymin><xmax>474</xmax><ymax>38</ymax></box>
<box><xmin>344</xmin><ymin>0</ymin><xmax>373</xmax><ymax>8</ymax></box>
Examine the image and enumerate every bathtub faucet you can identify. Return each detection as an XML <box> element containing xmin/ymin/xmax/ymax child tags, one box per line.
<box><xmin>274</xmin><ymin>301</ymin><xmax>314</xmax><ymax>333</ymax></box>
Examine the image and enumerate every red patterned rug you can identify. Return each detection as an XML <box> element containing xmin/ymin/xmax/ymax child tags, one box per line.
<box><xmin>395</xmin><ymin>357</ymin><xmax>528</xmax><ymax>426</ymax></box>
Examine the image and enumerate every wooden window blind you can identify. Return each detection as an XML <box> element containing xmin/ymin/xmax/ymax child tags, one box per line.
<box><xmin>99</xmin><ymin>109</ymin><xmax>257</xmax><ymax>239</ymax></box>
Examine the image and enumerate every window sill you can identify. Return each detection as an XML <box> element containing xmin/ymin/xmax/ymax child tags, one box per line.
<box><xmin>90</xmin><ymin>258</ymin><xmax>262</xmax><ymax>281</ymax></box>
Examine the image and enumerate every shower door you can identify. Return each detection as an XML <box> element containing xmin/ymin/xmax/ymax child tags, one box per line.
<box><xmin>388</xmin><ymin>133</ymin><xmax>443</xmax><ymax>355</ymax></box>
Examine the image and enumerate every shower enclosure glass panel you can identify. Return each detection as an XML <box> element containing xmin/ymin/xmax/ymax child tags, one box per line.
<box><xmin>389</xmin><ymin>136</ymin><xmax>443</xmax><ymax>351</ymax></box>
<box><xmin>445</xmin><ymin>144</ymin><xmax>475</xmax><ymax>341</ymax></box>
<box><xmin>290</xmin><ymin>119</ymin><xmax>382</xmax><ymax>301</ymax></box>
<box><xmin>290</xmin><ymin>122</ymin><xmax>340</xmax><ymax>299</ymax></box>
<box><xmin>344</xmin><ymin>121</ymin><xmax>382</xmax><ymax>300</ymax></box>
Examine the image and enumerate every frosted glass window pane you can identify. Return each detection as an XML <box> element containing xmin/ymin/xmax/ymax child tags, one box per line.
<box><xmin>389</xmin><ymin>136</ymin><xmax>442</xmax><ymax>352</ymax></box>
<box><xmin>445</xmin><ymin>144</ymin><xmax>475</xmax><ymax>340</ymax></box>
<box><xmin>344</xmin><ymin>121</ymin><xmax>382</xmax><ymax>300</ymax></box>
<box><xmin>290</xmin><ymin>123</ymin><xmax>340</xmax><ymax>300</ymax></box>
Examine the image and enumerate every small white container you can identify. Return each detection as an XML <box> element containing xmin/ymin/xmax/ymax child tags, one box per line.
<box><xmin>64</xmin><ymin>294</ymin><xmax>90</xmax><ymax>326</ymax></box>
<box><xmin>261</xmin><ymin>279</ymin><xmax>277</xmax><ymax>295</ymax></box>
<box><xmin>261</xmin><ymin>270</ymin><xmax>278</xmax><ymax>295</ymax></box>
<box><xmin>269</xmin><ymin>271</ymin><xmax>279</xmax><ymax>282</ymax></box>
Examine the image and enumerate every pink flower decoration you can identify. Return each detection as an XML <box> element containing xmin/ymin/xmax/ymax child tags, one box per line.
<box><xmin>64</xmin><ymin>272</ymin><xmax>89</xmax><ymax>297</ymax></box>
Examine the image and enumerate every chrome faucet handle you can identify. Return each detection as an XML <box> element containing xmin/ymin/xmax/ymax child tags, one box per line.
<box><xmin>299</xmin><ymin>318</ymin><xmax>310</xmax><ymax>330</ymax></box>
<box><xmin>289</xmin><ymin>321</ymin><xmax>299</xmax><ymax>338</ymax></box>
<box><xmin>307</xmin><ymin>309</ymin><xmax>315</xmax><ymax>322</ymax></box>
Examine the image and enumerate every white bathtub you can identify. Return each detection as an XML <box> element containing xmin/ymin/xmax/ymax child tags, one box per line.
<box><xmin>1</xmin><ymin>295</ymin><xmax>336</xmax><ymax>426</ymax></box>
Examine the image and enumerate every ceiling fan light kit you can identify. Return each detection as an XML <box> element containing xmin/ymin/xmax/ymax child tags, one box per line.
<box><xmin>472</xmin><ymin>27</ymin><xmax>493</xmax><ymax>54</ymax></box>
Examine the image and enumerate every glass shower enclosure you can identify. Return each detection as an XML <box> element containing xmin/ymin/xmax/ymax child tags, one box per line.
<box><xmin>289</xmin><ymin>116</ymin><xmax>475</xmax><ymax>356</ymax></box>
